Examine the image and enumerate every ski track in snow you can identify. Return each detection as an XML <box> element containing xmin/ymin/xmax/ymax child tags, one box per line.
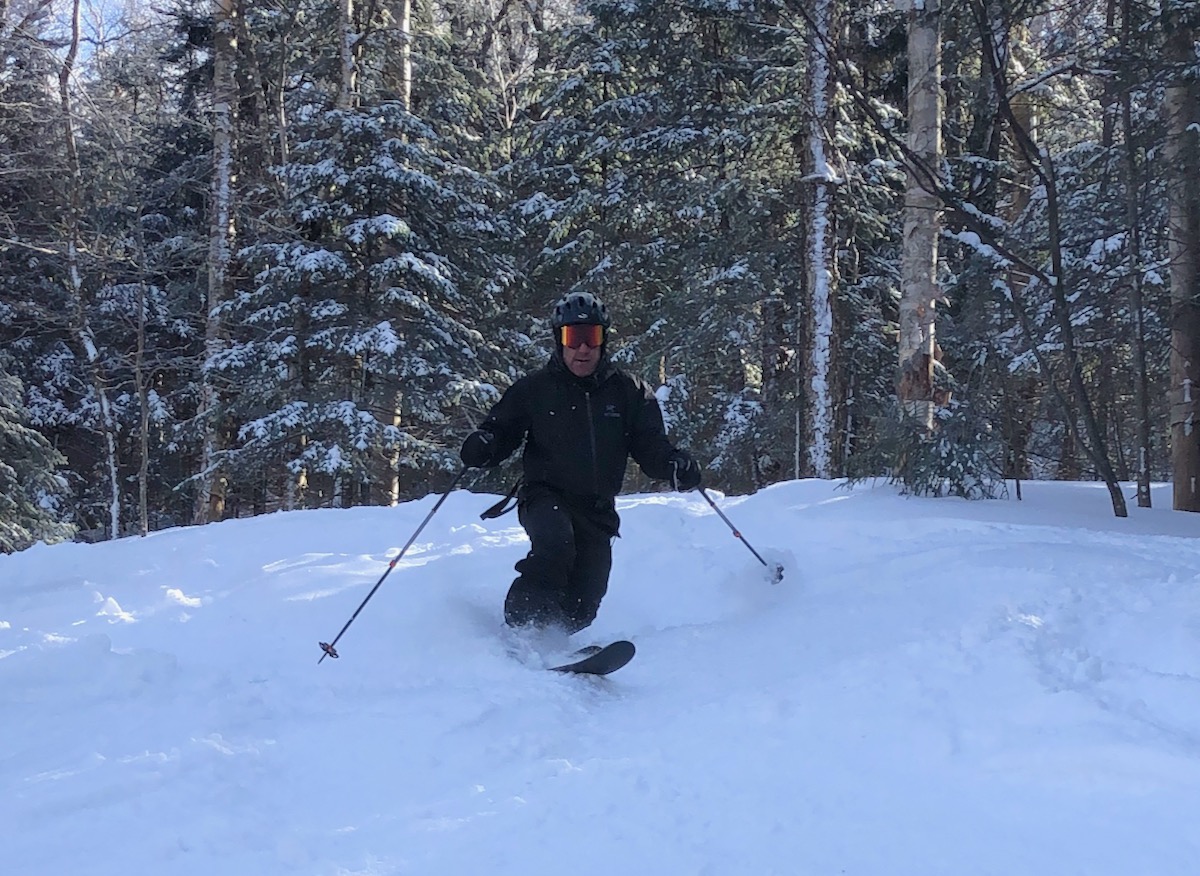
<box><xmin>2</xmin><ymin>480</ymin><xmax>1200</xmax><ymax>875</ymax></box>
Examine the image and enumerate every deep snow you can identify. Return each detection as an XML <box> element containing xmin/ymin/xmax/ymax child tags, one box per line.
<box><xmin>3</xmin><ymin>479</ymin><xmax>1199</xmax><ymax>875</ymax></box>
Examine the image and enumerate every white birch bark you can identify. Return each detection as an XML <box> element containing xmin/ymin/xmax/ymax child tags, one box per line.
<box><xmin>59</xmin><ymin>0</ymin><xmax>122</xmax><ymax>539</ymax></box>
<box><xmin>898</xmin><ymin>0</ymin><xmax>942</xmax><ymax>430</ymax></box>
<box><xmin>339</xmin><ymin>0</ymin><xmax>357</xmax><ymax>109</ymax></box>
<box><xmin>195</xmin><ymin>0</ymin><xmax>237</xmax><ymax>524</ymax></box>
<box><xmin>804</xmin><ymin>0</ymin><xmax>838</xmax><ymax>478</ymax></box>
<box><xmin>399</xmin><ymin>0</ymin><xmax>412</xmax><ymax>113</ymax></box>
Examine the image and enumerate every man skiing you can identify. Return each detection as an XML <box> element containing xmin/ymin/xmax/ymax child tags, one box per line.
<box><xmin>460</xmin><ymin>291</ymin><xmax>702</xmax><ymax>636</ymax></box>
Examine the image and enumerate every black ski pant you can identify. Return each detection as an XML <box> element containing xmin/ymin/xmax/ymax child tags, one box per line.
<box><xmin>504</xmin><ymin>487</ymin><xmax>618</xmax><ymax>634</ymax></box>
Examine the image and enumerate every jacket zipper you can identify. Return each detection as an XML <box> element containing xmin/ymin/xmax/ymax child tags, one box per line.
<box><xmin>584</xmin><ymin>390</ymin><xmax>601</xmax><ymax>494</ymax></box>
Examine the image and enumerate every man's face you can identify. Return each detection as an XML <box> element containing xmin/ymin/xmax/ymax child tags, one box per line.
<box><xmin>561</xmin><ymin>324</ymin><xmax>603</xmax><ymax>377</ymax></box>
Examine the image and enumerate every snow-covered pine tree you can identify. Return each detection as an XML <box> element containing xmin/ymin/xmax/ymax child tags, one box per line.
<box><xmin>512</xmin><ymin>0</ymin><xmax>802</xmax><ymax>491</ymax></box>
<box><xmin>221</xmin><ymin>101</ymin><xmax>514</xmax><ymax>507</ymax></box>
<box><xmin>0</xmin><ymin>0</ymin><xmax>170</xmax><ymax>538</ymax></box>
<box><xmin>809</xmin><ymin>2</ymin><xmax>905</xmax><ymax>477</ymax></box>
<box><xmin>947</xmin><ymin>2</ymin><xmax>1132</xmax><ymax>514</ymax></box>
<box><xmin>0</xmin><ymin>360</ymin><xmax>75</xmax><ymax>553</ymax></box>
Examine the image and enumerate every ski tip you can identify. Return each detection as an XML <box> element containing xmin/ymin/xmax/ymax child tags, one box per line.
<box><xmin>549</xmin><ymin>639</ymin><xmax>635</xmax><ymax>675</ymax></box>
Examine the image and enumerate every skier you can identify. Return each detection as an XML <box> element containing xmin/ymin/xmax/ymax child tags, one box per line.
<box><xmin>460</xmin><ymin>291</ymin><xmax>702</xmax><ymax>637</ymax></box>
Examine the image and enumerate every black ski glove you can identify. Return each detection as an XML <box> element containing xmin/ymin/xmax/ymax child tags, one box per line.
<box><xmin>670</xmin><ymin>450</ymin><xmax>702</xmax><ymax>492</ymax></box>
<box><xmin>460</xmin><ymin>430</ymin><xmax>495</xmax><ymax>468</ymax></box>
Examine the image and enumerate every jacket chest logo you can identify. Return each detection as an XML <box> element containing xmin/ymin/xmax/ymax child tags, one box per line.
<box><xmin>603</xmin><ymin>403</ymin><xmax>621</xmax><ymax>419</ymax></box>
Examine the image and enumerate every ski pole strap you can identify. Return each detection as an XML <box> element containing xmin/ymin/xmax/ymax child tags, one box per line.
<box><xmin>480</xmin><ymin>477</ymin><xmax>523</xmax><ymax>520</ymax></box>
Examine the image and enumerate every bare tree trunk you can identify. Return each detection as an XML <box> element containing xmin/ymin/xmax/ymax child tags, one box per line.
<box><xmin>122</xmin><ymin>210</ymin><xmax>154</xmax><ymax>535</ymax></box>
<box><xmin>135</xmin><ymin>279</ymin><xmax>150</xmax><ymax>536</ymax></box>
<box><xmin>257</xmin><ymin>3</ymin><xmax>302</xmax><ymax>507</ymax></box>
<box><xmin>898</xmin><ymin>0</ymin><xmax>942</xmax><ymax>430</ymax></box>
<box><xmin>195</xmin><ymin>0</ymin><xmax>237</xmax><ymax>524</ymax></box>
<box><xmin>1093</xmin><ymin>0</ymin><xmax>1124</xmax><ymax>485</ymax></box>
<box><xmin>339</xmin><ymin>0</ymin><xmax>357</xmax><ymax>109</ymax></box>
<box><xmin>389</xmin><ymin>392</ymin><xmax>404</xmax><ymax>505</ymax></box>
<box><xmin>1164</xmin><ymin>4</ymin><xmax>1200</xmax><ymax>511</ymax></box>
<box><xmin>804</xmin><ymin>0</ymin><xmax>838</xmax><ymax>478</ymax></box>
<box><xmin>757</xmin><ymin>288</ymin><xmax>791</xmax><ymax>486</ymax></box>
<box><xmin>388</xmin><ymin>0</ymin><xmax>413</xmax><ymax>505</ymax></box>
<box><xmin>59</xmin><ymin>0</ymin><xmax>121</xmax><ymax>539</ymax></box>
<box><xmin>399</xmin><ymin>0</ymin><xmax>413</xmax><ymax>113</ymax></box>
<box><xmin>1122</xmin><ymin>0</ymin><xmax>1152</xmax><ymax>508</ymax></box>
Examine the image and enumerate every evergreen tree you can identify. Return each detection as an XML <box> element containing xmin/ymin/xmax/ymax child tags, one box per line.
<box><xmin>513</xmin><ymin>0</ymin><xmax>802</xmax><ymax>489</ymax></box>
<box><xmin>221</xmin><ymin>98</ymin><xmax>517</xmax><ymax>506</ymax></box>
<box><xmin>1</xmin><ymin>0</ymin><xmax>1192</xmax><ymax>526</ymax></box>
<box><xmin>0</xmin><ymin>360</ymin><xmax>75</xmax><ymax>553</ymax></box>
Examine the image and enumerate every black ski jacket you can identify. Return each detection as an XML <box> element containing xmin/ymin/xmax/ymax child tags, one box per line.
<box><xmin>475</xmin><ymin>354</ymin><xmax>678</xmax><ymax>500</ymax></box>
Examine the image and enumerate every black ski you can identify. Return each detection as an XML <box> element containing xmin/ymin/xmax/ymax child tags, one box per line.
<box><xmin>549</xmin><ymin>640</ymin><xmax>635</xmax><ymax>676</ymax></box>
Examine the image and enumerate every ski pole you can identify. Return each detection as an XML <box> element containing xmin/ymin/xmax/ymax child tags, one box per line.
<box><xmin>318</xmin><ymin>467</ymin><xmax>467</xmax><ymax>663</ymax></box>
<box><xmin>697</xmin><ymin>486</ymin><xmax>784</xmax><ymax>583</ymax></box>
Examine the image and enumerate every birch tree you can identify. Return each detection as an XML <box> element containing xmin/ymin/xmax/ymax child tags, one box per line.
<box><xmin>397</xmin><ymin>0</ymin><xmax>412</xmax><ymax>112</ymax></box>
<box><xmin>898</xmin><ymin>0</ymin><xmax>943</xmax><ymax>430</ymax></box>
<box><xmin>803</xmin><ymin>0</ymin><xmax>839</xmax><ymax>478</ymax></box>
<box><xmin>58</xmin><ymin>0</ymin><xmax>122</xmax><ymax>538</ymax></box>
<box><xmin>195</xmin><ymin>0</ymin><xmax>237</xmax><ymax>524</ymax></box>
<box><xmin>339</xmin><ymin>0</ymin><xmax>358</xmax><ymax>109</ymax></box>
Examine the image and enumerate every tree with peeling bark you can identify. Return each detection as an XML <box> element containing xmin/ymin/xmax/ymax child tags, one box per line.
<box><xmin>803</xmin><ymin>0</ymin><xmax>840</xmax><ymax>479</ymax></box>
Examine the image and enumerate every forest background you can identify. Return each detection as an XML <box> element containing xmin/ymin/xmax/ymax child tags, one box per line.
<box><xmin>3</xmin><ymin>0</ymin><xmax>1200</xmax><ymax>551</ymax></box>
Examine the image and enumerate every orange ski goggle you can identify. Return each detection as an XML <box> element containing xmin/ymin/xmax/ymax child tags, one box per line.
<box><xmin>560</xmin><ymin>324</ymin><xmax>605</xmax><ymax>349</ymax></box>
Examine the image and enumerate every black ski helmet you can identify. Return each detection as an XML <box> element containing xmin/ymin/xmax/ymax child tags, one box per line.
<box><xmin>550</xmin><ymin>291</ymin><xmax>611</xmax><ymax>330</ymax></box>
